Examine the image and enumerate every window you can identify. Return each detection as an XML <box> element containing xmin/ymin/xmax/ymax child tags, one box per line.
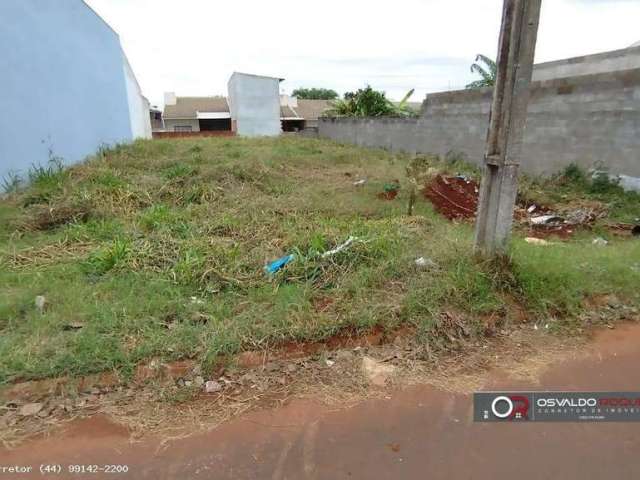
<box><xmin>174</xmin><ymin>125</ymin><xmax>192</xmax><ymax>132</ymax></box>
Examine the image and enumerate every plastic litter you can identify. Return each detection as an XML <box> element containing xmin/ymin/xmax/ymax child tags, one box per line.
<box><xmin>321</xmin><ymin>236</ymin><xmax>358</xmax><ymax>258</ymax></box>
<box><xmin>35</xmin><ymin>295</ymin><xmax>46</xmax><ymax>313</ymax></box>
<box><xmin>527</xmin><ymin>204</ymin><xmax>537</xmax><ymax>213</ymax></box>
<box><xmin>592</xmin><ymin>237</ymin><xmax>608</xmax><ymax>246</ymax></box>
<box><xmin>530</xmin><ymin>215</ymin><xmax>564</xmax><ymax>225</ymax></box>
<box><xmin>525</xmin><ymin>237</ymin><xmax>551</xmax><ymax>246</ymax></box>
<box><xmin>353</xmin><ymin>179</ymin><xmax>367</xmax><ymax>186</ymax></box>
<box><xmin>415</xmin><ymin>257</ymin><xmax>438</xmax><ymax>269</ymax></box>
<box><xmin>264</xmin><ymin>254</ymin><xmax>295</xmax><ymax>274</ymax></box>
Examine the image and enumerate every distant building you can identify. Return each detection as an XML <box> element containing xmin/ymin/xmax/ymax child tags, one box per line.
<box><xmin>280</xmin><ymin>96</ymin><xmax>332</xmax><ymax>131</ymax></box>
<box><xmin>162</xmin><ymin>95</ymin><xmax>231</xmax><ymax>133</ymax></box>
<box><xmin>158</xmin><ymin>89</ymin><xmax>331</xmax><ymax>135</ymax></box>
<box><xmin>0</xmin><ymin>0</ymin><xmax>151</xmax><ymax>181</ymax></box>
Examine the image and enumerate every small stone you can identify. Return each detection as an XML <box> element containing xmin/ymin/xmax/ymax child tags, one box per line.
<box><xmin>35</xmin><ymin>296</ymin><xmax>46</xmax><ymax>313</ymax></box>
<box><xmin>184</xmin><ymin>380</ymin><xmax>193</xmax><ymax>387</ymax></box>
<box><xmin>204</xmin><ymin>380</ymin><xmax>222</xmax><ymax>393</ymax></box>
<box><xmin>361</xmin><ymin>356</ymin><xmax>396</xmax><ymax>387</ymax></box>
<box><xmin>19</xmin><ymin>402</ymin><xmax>43</xmax><ymax>416</ymax></box>
<box><xmin>286</xmin><ymin>363</ymin><xmax>298</xmax><ymax>373</ymax></box>
<box><xmin>325</xmin><ymin>359</ymin><xmax>335</xmax><ymax>367</ymax></box>
<box><xmin>194</xmin><ymin>376</ymin><xmax>205</xmax><ymax>387</ymax></box>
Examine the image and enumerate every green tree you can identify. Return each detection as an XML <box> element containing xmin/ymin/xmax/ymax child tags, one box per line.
<box><xmin>291</xmin><ymin>87</ymin><xmax>339</xmax><ymax>100</ymax></box>
<box><xmin>466</xmin><ymin>54</ymin><xmax>497</xmax><ymax>89</ymax></box>
<box><xmin>327</xmin><ymin>85</ymin><xmax>415</xmax><ymax>117</ymax></box>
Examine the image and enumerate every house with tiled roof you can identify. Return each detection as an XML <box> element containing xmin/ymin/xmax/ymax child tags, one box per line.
<box><xmin>162</xmin><ymin>94</ymin><xmax>231</xmax><ymax>132</ymax></box>
<box><xmin>159</xmin><ymin>74</ymin><xmax>332</xmax><ymax>135</ymax></box>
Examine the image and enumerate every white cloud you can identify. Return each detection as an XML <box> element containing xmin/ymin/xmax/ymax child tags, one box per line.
<box><xmin>84</xmin><ymin>0</ymin><xmax>640</xmax><ymax>105</ymax></box>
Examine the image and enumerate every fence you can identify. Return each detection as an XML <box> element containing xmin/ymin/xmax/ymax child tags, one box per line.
<box><xmin>319</xmin><ymin>68</ymin><xmax>640</xmax><ymax>179</ymax></box>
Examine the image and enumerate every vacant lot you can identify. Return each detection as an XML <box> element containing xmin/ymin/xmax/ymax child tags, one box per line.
<box><xmin>1</xmin><ymin>137</ymin><xmax>639</xmax><ymax>385</ymax></box>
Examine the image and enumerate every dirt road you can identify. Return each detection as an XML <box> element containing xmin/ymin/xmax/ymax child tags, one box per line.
<box><xmin>2</xmin><ymin>324</ymin><xmax>640</xmax><ymax>479</ymax></box>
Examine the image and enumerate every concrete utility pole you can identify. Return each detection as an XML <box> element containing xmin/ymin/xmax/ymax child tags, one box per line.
<box><xmin>474</xmin><ymin>0</ymin><xmax>542</xmax><ymax>255</ymax></box>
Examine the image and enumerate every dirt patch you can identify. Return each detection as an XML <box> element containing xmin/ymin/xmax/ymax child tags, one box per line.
<box><xmin>376</xmin><ymin>190</ymin><xmax>398</xmax><ymax>201</ymax></box>
<box><xmin>423</xmin><ymin>175</ymin><xmax>615</xmax><ymax>240</ymax></box>
<box><xmin>424</xmin><ymin>175</ymin><xmax>478</xmax><ymax>220</ymax></box>
<box><xmin>24</xmin><ymin>203</ymin><xmax>92</xmax><ymax>231</ymax></box>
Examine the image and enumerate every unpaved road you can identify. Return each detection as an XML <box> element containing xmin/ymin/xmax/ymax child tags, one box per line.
<box><xmin>2</xmin><ymin>324</ymin><xmax>640</xmax><ymax>479</ymax></box>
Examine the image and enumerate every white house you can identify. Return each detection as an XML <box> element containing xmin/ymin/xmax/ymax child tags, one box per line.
<box><xmin>0</xmin><ymin>0</ymin><xmax>151</xmax><ymax>183</ymax></box>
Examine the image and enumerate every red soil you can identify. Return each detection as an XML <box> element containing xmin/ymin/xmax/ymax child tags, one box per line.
<box><xmin>377</xmin><ymin>190</ymin><xmax>399</xmax><ymax>201</ymax></box>
<box><xmin>424</xmin><ymin>175</ymin><xmax>479</xmax><ymax>220</ymax></box>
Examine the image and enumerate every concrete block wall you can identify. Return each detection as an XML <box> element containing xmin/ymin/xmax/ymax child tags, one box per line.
<box><xmin>319</xmin><ymin>68</ymin><xmax>640</xmax><ymax>178</ymax></box>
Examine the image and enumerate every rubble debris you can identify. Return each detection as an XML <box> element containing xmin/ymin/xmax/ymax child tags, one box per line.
<box><xmin>264</xmin><ymin>254</ymin><xmax>295</xmax><ymax>274</ymax></box>
<box><xmin>424</xmin><ymin>175</ymin><xmax>479</xmax><ymax>220</ymax></box>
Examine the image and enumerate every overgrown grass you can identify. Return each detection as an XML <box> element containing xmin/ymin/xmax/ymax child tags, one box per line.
<box><xmin>0</xmin><ymin>138</ymin><xmax>638</xmax><ymax>384</ymax></box>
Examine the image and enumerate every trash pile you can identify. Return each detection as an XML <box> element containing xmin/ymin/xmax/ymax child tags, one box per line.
<box><xmin>522</xmin><ymin>202</ymin><xmax>608</xmax><ymax>239</ymax></box>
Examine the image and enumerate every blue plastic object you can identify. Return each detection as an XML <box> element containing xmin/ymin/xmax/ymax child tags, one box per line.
<box><xmin>264</xmin><ymin>254</ymin><xmax>295</xmax><ymax>274</ymax></box>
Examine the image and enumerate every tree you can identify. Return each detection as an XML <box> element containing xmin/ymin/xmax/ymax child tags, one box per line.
<box><xmin>466</xmin><ymin>54</ymin><xmax>497</xmax><ymax>89</ymax></box>
<box><xmin>291</xmin><ymin>87</ymin><xmax>338</xmax><ymax>100</ymax></box>
<box><xmin>327</xmin><ymin>85</ymin><xmax>415</xmax><ymax>117</ymax></box>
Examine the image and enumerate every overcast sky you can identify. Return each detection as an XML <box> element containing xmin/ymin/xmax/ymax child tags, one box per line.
<box><xmin>85</xmin><ymin>0</ymin><xmax>639</xmax><ymax>106</ymax></box>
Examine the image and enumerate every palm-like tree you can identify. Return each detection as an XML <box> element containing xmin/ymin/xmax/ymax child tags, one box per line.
<box><xmin>466</xmin><ymin>54</ymin><xmax>497</xmax><ymax>89</ymax></box>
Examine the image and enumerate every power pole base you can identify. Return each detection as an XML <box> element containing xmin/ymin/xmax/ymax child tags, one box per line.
<box><xmin>474</xmin><ymin>163</ymin><xmax>519</xmax><ymax>256</ymax></box>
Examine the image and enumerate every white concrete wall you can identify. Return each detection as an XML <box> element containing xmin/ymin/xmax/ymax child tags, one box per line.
<box><xmin>0</xmin><ymin>0</ymin><xmax>147</xmax><ymax>182</ymax></box>
<box><xmin>122</xmin><ymin>52</ymin><xmax>151</xmax><ymax>139</ymax></box>
<box><xmin>228</xmin><ymin>73</ymin><xmax>281</xmax><ymax>136</ymax></box>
